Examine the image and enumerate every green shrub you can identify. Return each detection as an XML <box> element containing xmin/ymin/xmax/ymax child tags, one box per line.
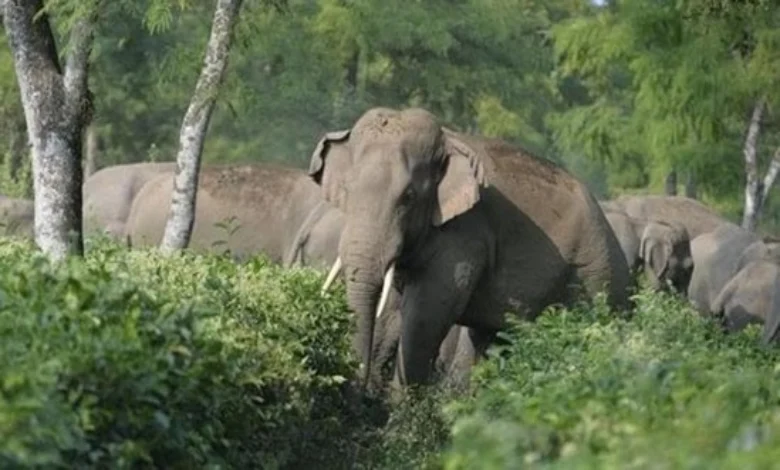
<box><xmin>440</xmin><ymin>291</ymin><xmax>780</xmax><ymax>469</ymax></box>
<box><xmin>0</xmin><ymin>238</ymin><xmax>362</xmax><ymax>469</ymax></box>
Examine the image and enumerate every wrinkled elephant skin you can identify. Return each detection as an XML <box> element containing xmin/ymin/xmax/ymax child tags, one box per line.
<box><xmin>309</xmin><ymin>107</ymin><xmax>631</xmax><ymax>387</ymax></box>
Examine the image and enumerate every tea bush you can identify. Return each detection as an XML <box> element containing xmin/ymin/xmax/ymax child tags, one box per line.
<box><xmin>4</xmin><ymin>236</ymin><xmax>780</xmax><ymax>469</ymax></box>
<box><xmin>0</xmin><ymin>238</ymin><xmax>367</xmax><ymax>469</ymax></box>
<box><xmin>441</xmin><ymin>292</ymin><xmax>780</xmax><ymax>469</ymax></box>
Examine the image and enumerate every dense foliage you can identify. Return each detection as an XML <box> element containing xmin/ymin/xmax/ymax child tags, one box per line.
<box><xmin>1</xmin><ymin>239</ymin><xmax>780</xmax><ymax>468</ymax></box>
<box><xmin>0</xmin><ymin>238</ymin><xmax>366</xmax><ymax>468</ymax></box>
<box><xmin>5</xmin><ymin>0</ymin><xmax>780</xmax><ymax>229</ymax></box>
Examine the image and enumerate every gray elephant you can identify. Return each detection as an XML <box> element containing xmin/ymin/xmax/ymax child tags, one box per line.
<box><xmin>283</xmin><ymin>199</ymin><xmax>344</xmax><ymax>271</ymax></box>
<box><xmin>711</xmin><ymin>259</ymin><xmax>780</xmax><ymax>345</ymax></box>
<box><xmin>601</xmin><ymin>207</ymin><xmax>693</xmax><ymax>293</ymax></box>
<box><xmin>0</xmin><ymin>194</ymin><xmax>33</xmax><ymax>238</ymax></box>
<box><xmin>311</xmin><ymin>107</ymin><xmax>631</xmax><ymax>387</ymax></box>
<box><xmin>605</xmin><ymin>194</ymin><xmax>735</xmax><ymax>239</ymax></box>
<box><xmin>83</xmin><ymin>161</ymin><xmax>176</xmax><ymax>240</ymax></box>
<box><xmin>601</xmin><ymin>208</ymin><xmax>644</xmax><ymax>271</ymax></box>
<box><xmin>687</xmin><ymin>224</ymin><xmax>762</xmax><ymax>316</ymax></box>
<box><xmin>126</xmin><ymin>162</ymin><xmax>341</xmax><ymax>270</ymax></box>
<box><xmin>370</xmin><ymin>300</ymin><xmax>483</xmax><ymax>393</ymax></box>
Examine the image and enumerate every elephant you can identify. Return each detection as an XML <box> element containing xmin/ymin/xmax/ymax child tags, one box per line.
<box><xmin>687</xmin><ymin>224</ymin><xmax>762</xmax><ymax>316</ymax></box>
<box><xmin>602</xmin><ymin>209</ymin><xmax>644</xmax><ymax>271</ymax></box>
<box><xmin>370</xmin><ymin>298</ymin><xmax>484</xmax><ymax>393</ymax></box>
<box><xmin>311</xmin><ymin>106</ymin><xmax>632</xmax><ymax>387</ymax></box>
<box><xmin>601</xmin><ymin>208</ymin><xmax>693</xmax><ymax>293</ymax></box>
<box><xmin>125</xmin><ymin>162</ymin><xmax>342</xmax><ymax>270</ymax></box>
<box><xmin>283</xmin><ymin>199</ymin><xmax>344</xmax><ymax>271</ymax></box>
<box><xmin>82</xmin><ymin>161</ymin><xmax>176</xmax><ymax>240</ymax></box>
<box><xmin>638</xmin><ymin>219</ymin><xmax>693</xmax><ymax>293</ymax></box>
<box><xmin>0</xmin><ymin>194</ymin><xmax>34</xmax><ymax>238</ymax></box>
<box><xmin>711</xmin><ymin>259</ymin><xmax>780</xmax><ymax>345</ymax></box>
<box><xmin>605</xmin><ymin>194</ymin><xmax>735</xmax><ymax>239</ymax></box>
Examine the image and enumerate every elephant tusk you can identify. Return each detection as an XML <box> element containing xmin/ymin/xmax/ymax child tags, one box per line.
<box><xmin>320</xmin><ymin>256</ymin><xmax>342</xmax><ymax>295</ymax></box>
<box><xmin>375</xmin><ymin>264</ymin><xmax>395</xmax><ymax>319</ymax></box>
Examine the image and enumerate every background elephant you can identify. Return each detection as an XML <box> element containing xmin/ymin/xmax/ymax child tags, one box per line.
<box><xmin>711</xmin><ymin>259</ymin><xmax>780</xmax><ymax>345</ymax></box>
<box><xmin>0</xmin><ymin>194</ymin><xmax>33</xmax><ymax>238</ymax></box>
<box><xmin>605</xmin><ymin>194</ymin><xmax>735</xmax><ymax>238</ymax></box>
<box><xmin>639</xmin><ymin>220</ymin><xmax>693</xmax><ymax>293</ymax></box>
<box><xmin>126</xmin><ymin>162</ymin><xmax>340</xmax><ymax>268</ymax></box>
<box><xmin>601</xmin><ymin>208</ymin><xmax>643</xmax><ymax>271</ymax></box>
<box><xmin>311</xmin><ymin>106</ymin><xmax>631</xmax><ymax>387</ymax></box>
<box><xmin>283</xmin><ymin>199</ymin><xmax>344</xmax><ymax>272</ymax></box>
<box><xmin>687</xmin><ymin>224</ymin><xmax>761</xmax><ymax>316</ymax></box>
<box><xmin>83</xmin><ymin>161</ymin><xmax>176</xmax><ymax>240</ymax></box>
<box><xmin>600</xmin><ymin>206</ymin><xmax>692</xmax><ymax>293</ymax></box>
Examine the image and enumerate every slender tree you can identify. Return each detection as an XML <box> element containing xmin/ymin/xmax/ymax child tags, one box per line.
<box><xmin>160</xmin><ymin>0</ymin><xmax>244</xmax><ymax>253</ymax></box>
<box><xmin>3</xmin><ymin>0</ymin><xmax>97</xmax><ymax>260</ymax></box>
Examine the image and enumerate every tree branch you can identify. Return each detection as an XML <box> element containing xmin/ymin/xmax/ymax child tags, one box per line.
<box><xmin>760</xmin><ymin>146</ymin><xmax>780</xmax><ymax>208</ymax></box>
<box><xmin>3</xmin><ymin>0</ymin><xmax>61</xmax><ymax>79</ymax></box>
<box><xmin>63</xmin><ymin>2</ymin><xmax>98</xmax><ymax>118</ymax></box>
<box><xmin>741</xmin><ymin>96</ymin><xmax>766</xmax><ymax>231</ymax></box>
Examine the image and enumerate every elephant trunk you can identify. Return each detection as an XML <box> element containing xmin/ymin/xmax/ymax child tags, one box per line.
<box><xmin>339</xmin><ymin>220</ymin><xmax>400</xmax><ymax>388</ymax></box>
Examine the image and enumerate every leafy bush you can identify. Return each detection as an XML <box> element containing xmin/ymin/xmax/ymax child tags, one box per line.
<box><xmin>0</xmin><ymin>238</ymin><xmax>364</xmax><ymax>469</ymax></box>
<box><xmin>440</xmin><ymin>291</ymin><xmax>780</xmax><ymax>469</ymax></box>
<box><xmin>6</xmin><ymin>236</ymin><xmax>780</xmax><ymax>469</ymax></box>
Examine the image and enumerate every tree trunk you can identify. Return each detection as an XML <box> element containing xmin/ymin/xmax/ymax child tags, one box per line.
<box><xmin>742</xmin><ymin>97</ymin><xmax>767</xmax><ymax>231</ymax></box>
<box><xmin>83</xmin><ymin>123</ymin><xmax>98</xmax><ymax>178</ymax></box>
<box><xmin>3</xmin><ymin>0</ymin><xmax>96</xmax><ymax>260</ymax></box>
<box><xmin>684</xmin><ymin>170</ymin><xmax>697</xmax><ymax>199</ymax></box>
<box><xmin>664</xmin><ymin>170</ymin><xmax>677</xmax><ymax>195</ymax></box>
<box><xmin>159</xmin><ymin>0</ymin><xmax>243</xmax><ymax>254</ymax></box>
<box><xmin>760</xmin><ymin>147</ymin><xmax>780</xmax><ymax>210</ymax></box>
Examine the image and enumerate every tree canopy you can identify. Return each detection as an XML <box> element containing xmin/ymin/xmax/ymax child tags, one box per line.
<box><xmin>3</xmin><ymin>0</ymin><xmax>780</xmax><ymax>229</ymax></box>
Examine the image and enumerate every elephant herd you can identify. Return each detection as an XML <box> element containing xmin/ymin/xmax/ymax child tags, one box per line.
<box><xmin>2</xmin><ymin>106</ymin><xmax>779</xmax><ymax>394</ymax></box>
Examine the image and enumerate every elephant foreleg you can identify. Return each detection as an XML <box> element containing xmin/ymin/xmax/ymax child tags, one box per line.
<box><xmin>394</xmin><ymin>232</ymin><xmax>488</xmax><ymax>387</ymax></box>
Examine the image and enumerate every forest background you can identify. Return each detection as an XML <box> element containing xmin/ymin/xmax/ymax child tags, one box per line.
<box><xmin>2</xmin><ymin>0</ymin><xmax>779</xmax><ymax>233</ymax></box>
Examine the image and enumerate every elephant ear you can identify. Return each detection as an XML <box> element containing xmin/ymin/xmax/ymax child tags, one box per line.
<box><xmin>640</xmin><ymin>227</ymin><xmax>671</xmax><ymax>282</ymax></box>
<box><xmin>308</xmin><ymin>129</ymin><xmax>352</xmax><ymax>211</ymax></box>
<box><xmin>433</xmin><ymin>132</ymin><xmax>488</xmax><ymax>227</ymax></box>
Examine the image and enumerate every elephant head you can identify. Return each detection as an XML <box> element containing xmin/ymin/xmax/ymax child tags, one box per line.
<box><xmin>309</xmin><ymin>107</ymin><xmax>487</xmax><ymax>385</ymax></box>
<box><xmin>639</xmin><ymin>220</ymin><xmax>693</xmax><ymax>293</ymax></box>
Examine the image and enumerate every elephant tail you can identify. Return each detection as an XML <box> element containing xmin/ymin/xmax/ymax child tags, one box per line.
<box><xmin>283</xmin><ymin>200</ymin><xmax>328</xmax><ymax>269</ymax></box>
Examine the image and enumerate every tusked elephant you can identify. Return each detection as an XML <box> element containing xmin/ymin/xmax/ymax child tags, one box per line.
<box><xmin>711</xmin><ymin>259</ymin><xmax>780</xmax><ymax>345</ymax></box>
<box><xmin>604</xmin><ymin>194</ymin><xmax>735</xmax><ymax>239</ymax></box>
<box><xmin>601</xmin><ymin>207</ymin><xmax>693</xmax><ymax>293</ymax></box>
<box><xmin>0</xmin><ymin>194</ymin><xmax>33</xmax><ymax>238</ymax></box>
<box><xmin>83</xmin><ymin>161</ymin><xmax>176</xmax><ymax>240</ymax></box>
<box><xmin>312</xmin><ymin>107</ymin><xmax>631</xmax><ymax>387</ymax></box>
<box><xmin>687</xmin><ymin>224</ymin><xmax>763</xmax><ymax>316</ymax></box>
<box><xmin>125</xmin><ymin>162</ymin><xmax>342</xmax><ymax>270</ymax></box>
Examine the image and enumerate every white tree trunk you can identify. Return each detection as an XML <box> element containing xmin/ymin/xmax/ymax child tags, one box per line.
<box><xmin>760</xmin><ymin>147</ymin><xmax>780</xmax><ymax>208</ymax></box>
<box><xmin>3</xmin><ymin>1</ymin><xmax>96</xmax><ymax>260</ymax></box>
<box><xmin>741</xmin><ymin>98</ymin><xmax>766</xmax><ymax>232</ymax></box>
<box><xmin>159</xmin><ymin>0</ymin><xmax>243</xmax><ymax>254</ymax></box>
